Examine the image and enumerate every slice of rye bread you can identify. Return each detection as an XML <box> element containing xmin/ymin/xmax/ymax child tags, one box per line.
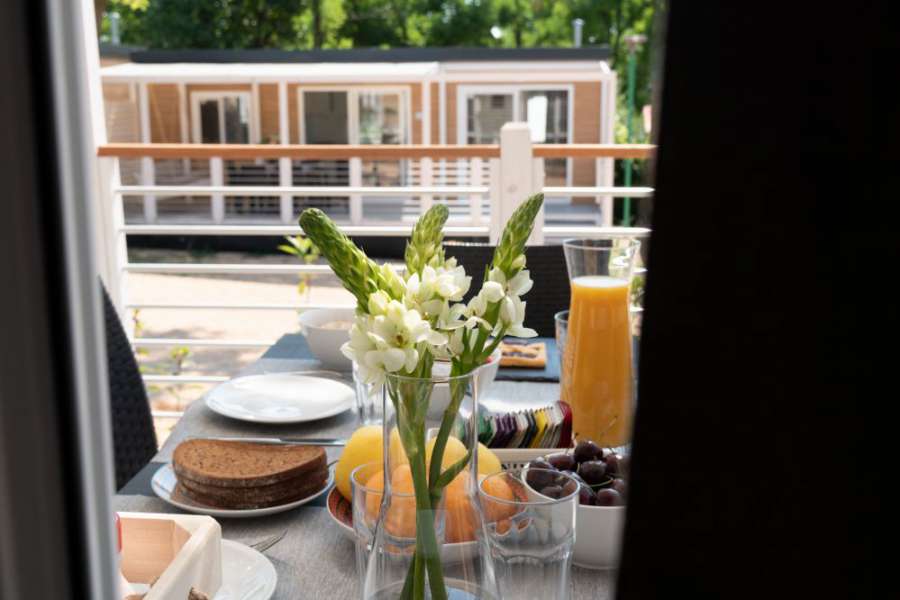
<box><xmin>173</xmin><ymin>440</ymin><xmax>326</xmax><ymax>488</ymax></box>
<box><xmin>178</xmin><ymin>467</ymin><xmax>328</xmax><ymax>506</ymax></box>
<box><xmin>175</xmin><ymin>473</ymin><xmax>328</xmax><ymax>509</ymax></box>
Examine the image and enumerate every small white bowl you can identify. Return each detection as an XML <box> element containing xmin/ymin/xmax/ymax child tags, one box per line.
<box><xmin>426</xmin><ymin>347</ymin><xmax>502</xmax><ymax>419</ymax></box>
<box><xmin>298</xmin><ymin>308</ymin><xmax>356</xmax><ymax>370</ymax></box>
<box><xmin>522</xmin><ymin>461</ymin><xmax>626</xmax><ymax>570</ymax></box>
<box><xmin>573</xmin><ymin>502</ymin><xmax>626</xmax><ymax>570</ymax></box>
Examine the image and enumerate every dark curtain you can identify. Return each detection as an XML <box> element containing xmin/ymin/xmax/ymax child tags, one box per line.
<box><xmin>617</xmin><ymin>2</ymin><xmax>895</xmax><ymax>598</ymax></box>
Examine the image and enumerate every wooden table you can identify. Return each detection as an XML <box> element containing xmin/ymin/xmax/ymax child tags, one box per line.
<box><xmin>114</xmin><ymin>337</ymin><xmax>615</xmax><ymax>599</ymax></box>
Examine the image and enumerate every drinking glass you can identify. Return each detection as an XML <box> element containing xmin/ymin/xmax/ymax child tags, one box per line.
<box><xmin>351</xmin><ymin>462</ymin><xmax>386</xmax><ymax>592</ymax></box>
<box><xmin>478</xmin><ymin>468</ymin><xmax>579</xmax><ymax>600</ymax></box>
<box><xmin>554</xmin><ymin>310</ymin><xmax>569</xmax><ymax>386</ymax></box>
<box><xmin>562</xmin><ymin>239</ymin><xmax>640</xmax><ymax>448</ymax></box>
<box><xmin>352</xmin><ymin>362</ymin><xmax>382</xmax><ymax>424</ymax></box>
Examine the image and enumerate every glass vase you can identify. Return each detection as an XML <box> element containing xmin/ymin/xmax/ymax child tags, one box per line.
<box><xmin>363</xmin><ymin>366</ymin><xmax>497</xmax><ymax>600</ymax></box>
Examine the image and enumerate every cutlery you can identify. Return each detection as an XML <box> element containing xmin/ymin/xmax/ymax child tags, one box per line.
<box><xmin>248</xmin><ymin>530</ymin><xmax>287</xmax><ymax>553</ymax></box>
<box><xmin>197</xmin><ymin>436</ymin><xmax>347</xmax><ymax>447</ymax></box>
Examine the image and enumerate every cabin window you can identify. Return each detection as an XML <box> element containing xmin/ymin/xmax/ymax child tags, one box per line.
<box><xmin>190</xmin><ymin>91</ymin><xmax>252</xmax><ymax>144</ymax></box>
<box><xmin>296</xmin><ymin>87</ymin><xmax>410</xmax><ymax>220</ymax></box>
<box><xmin>461</xmin><ymin>87</ymin><xmax>571</xmax><ymax>186</ymax></box>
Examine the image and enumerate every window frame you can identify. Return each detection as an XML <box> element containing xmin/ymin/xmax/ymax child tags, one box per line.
<box><xmin>189</xmin><ymin>90</ymin><xmax>255</xmax><ymax>144</ymax></box>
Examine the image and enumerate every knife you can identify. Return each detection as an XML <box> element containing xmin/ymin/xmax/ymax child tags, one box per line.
<box><xmin>197</xmin><ymin>436</ymin><xmax>348</xmax><ymax>447</ymax></box>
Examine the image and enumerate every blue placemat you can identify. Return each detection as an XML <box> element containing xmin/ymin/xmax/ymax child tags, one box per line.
<box><xmin>262</xmin><ymin>333</ymin><xmax>313</xmax><ymax>360</ymax></box>
<box><xmin>495</xmin><ymin>337</ymin><xmax>560</xmax><ymax>382</ymax></box>
<box><xmin>264</xmin><ymin>334</ymin><xmax>559</xmax><ymax>382</ymax></box>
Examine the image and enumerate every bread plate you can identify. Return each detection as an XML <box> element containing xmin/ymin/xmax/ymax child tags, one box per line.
<box><xmin>152</xmin><ymin>462</ymin><xmax>333</xmax><ymax>519</ymax></box>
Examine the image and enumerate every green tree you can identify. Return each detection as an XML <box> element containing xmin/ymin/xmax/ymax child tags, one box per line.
<box><xmin>422</xmin><ymin>0</ymin><xmax>499</xmax><ymax>47</ymax></box>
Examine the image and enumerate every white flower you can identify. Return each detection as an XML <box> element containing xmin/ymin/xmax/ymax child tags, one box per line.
<box><xmin>343</xmin><ymin>301</ymin><xmax>448</xmax><ymax>384</ymax></box>
<box><xmin>507</xmin><ymin>270</ymin><xmax>533</xmax><ymax>297</ymax></box>
<box><xmin>487</xmin><ymin>266</ymin><xmax>532</xmax><ymax>298</ymax></box>
<box><xmin>480</xmin><ymin>281</ymin><xmax>505</xmax><ymax>303</ymax></box>
<box><xmin>379</xmin><ymin>263</ymin><xmax>407</xmax><ymax>299</ymax></box>
<box><xmin>499</xmin><ymin>295</ymin><xmax>537</xmax><ymax>338</ymax></box>
<box><xmin>367</xmin><ymin>290</ymin><xmax>391</xmax><ymax>316</ymax></box>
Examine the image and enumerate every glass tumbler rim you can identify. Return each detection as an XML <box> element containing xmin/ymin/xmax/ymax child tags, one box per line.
<box><xmin>554</xmin><ymin>310</ymin><xmax>569</xmax><ymax>324</ymax></box>
<box><xmin>562</xmin><ymin>237</ymin><xmax>641</xmax><ymax>252</ymax></box>
<box><xmin>350</xmin><ymin>462</ymin><xmax>418</xmax><ymax>498</ymax></box>
<box><xmin>479</xmin><ymin>467</ymin><xmax>580</xmax><ymax>507</ymax></box>
<box><xmin>383</xmin><ymin>367</ymin><xmax>482</xmax><ymax>385</ymax></box>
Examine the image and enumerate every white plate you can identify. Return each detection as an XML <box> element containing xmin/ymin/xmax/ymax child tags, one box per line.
<box><xmin>151</xmin><ymin>463</ymin><xmax>334</xmax><ymax>519</ymax></box>
<box><xmin>214</xmin><ymin>540</ymin><xmax>277</xmax><ymax>600</ymax></box>
<box><xmin>206</xmin><ymin>373</ymin><xmax>355</xmax><ymax>424</ymax></box>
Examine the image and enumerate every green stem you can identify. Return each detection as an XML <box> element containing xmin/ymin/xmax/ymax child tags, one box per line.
<box><xmin>409</xmin><ymin>441</ymin><xmax>447</xmax><ymax>600</ymax></box>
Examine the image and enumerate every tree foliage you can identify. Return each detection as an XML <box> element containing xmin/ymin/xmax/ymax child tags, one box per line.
<box><xmin>101</xmin><ymin>0</ymin><xmax>658</xmax><ymax>136</ymax></box>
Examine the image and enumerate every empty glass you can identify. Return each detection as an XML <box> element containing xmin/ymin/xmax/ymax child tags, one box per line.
<box><xmin>554</xmin><ymin>310</ymin><xmax>569</xmax><ymax>387</ymax></box>
<box><xmin>352</xmin><ymin>362</ymin><xmax>382</xmax><ymax>424</ymax></box>
<box><xmin>351</xmin><ymin>462</ymin><xmax>389</xmax><ymax>592</ymax></box>
<box><xmin>479</xmin><ymin>468</ymin><xmax>579</xmax><ymax>600</ymax></box>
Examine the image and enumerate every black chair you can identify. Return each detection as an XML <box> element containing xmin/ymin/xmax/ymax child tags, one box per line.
<box><xmin>443</xmin><ymin>242</ymin><xmax>570</xmax><ymax>338</ymax></box>
<box><xmin>101</xmin><ymin>284</ymin><xmax>157</xmax><ymax>490</ymax></box>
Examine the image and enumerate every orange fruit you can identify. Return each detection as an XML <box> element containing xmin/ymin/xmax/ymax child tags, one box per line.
<box><xmin>480</xmin><ymin>474</ymin><xmax>517</xmax><ymax>523</ymax></box>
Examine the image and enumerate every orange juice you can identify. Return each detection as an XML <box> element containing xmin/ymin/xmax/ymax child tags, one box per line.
<box><xmin>562</xmin><ymin>275</ymin><xmax>633</xmax><ymax>447</ymax></box>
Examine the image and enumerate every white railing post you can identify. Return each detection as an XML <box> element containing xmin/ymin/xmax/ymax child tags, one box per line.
<box><xmin>420</xmin><ymin>158</ymin><xmax>433</xmax><ymax>215</ymax></box>
<box><xmin>177</xmin><ymin>83</ymin><xmax>190</xmax><ymax>177</ymax></box>
<box><xmin>349</xmin><ymin>157</ymin><xmax>363</xmax><ymax>224</ymax></box>
<box><xmin>279</xmin><ymin>158</ymin><xmax>293</xmax><ymax>224</ymax></box>
<box><xmin>137</xmin><ymin>82</ymin><xmax>156</xmax><ymax>223</ymax></box>
<box><xmin>493</xmin><ymin>122</ymin><xmax>543</xmax><ymax>244</ymax></box>
<box><xmin>531</xmin><ymin>157</ymin><xmax>545</xmax><ymax>245</ymax></box>
<box><xmin>469</xmin><ymin>157</ymin><xmax>483</xmax><ymax>226</ymax></box>
<box><xmin>278</xmin><ymin>82</ymin><xmax>292</xmax><ymax>224</ymax></box>
<box><xmin>598</xmin><ymin>70</ymin><xmax>618</xmax><ymax>227</ymax></box>
<box><xmin>210</xmin><ymin>156</ymin><xmax>225</xmax><ymax>223</ymax></box>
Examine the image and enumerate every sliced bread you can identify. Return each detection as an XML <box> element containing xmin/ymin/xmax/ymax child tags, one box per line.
<box><xmin>175</xmin><ymin>471</ymin><xmax>329</xmax><ymax>509</ymax></box>
<box><xmin>173</xmin><ymin>440</ymin><xmax>326</xmax><ymax>488</ymax></box>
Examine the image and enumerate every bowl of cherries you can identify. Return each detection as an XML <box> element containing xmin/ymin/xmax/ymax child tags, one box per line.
<box><xmin>526</xmin><ymin>439</ymin><xmax>628</xmax><ymax>570</ymax></box>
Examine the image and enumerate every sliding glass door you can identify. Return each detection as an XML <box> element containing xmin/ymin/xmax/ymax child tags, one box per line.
<box><xmin>298</xmin><ymin>88</ymin><xmax>409</xmax><ymax>222</ymax></box>
<box><xmin>191</xmin><ymin>92</ymin><xmax>252</xmax><ymax>143</ymax></box>
<box><xmin>460</xmin><ymin>87</ymin><xmax>571</xmax><ymax>185</ymax></box>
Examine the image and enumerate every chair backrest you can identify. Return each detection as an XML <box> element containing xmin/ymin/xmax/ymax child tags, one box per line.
<box><xmin>101</xmin><ymin>284</ymin><xmax>157</xmax><ymax>489</ymax></box>
<box><xmin>443</xmin><ymin>242</ymin><xmax>570</xmax><ymax>338</ymax></box>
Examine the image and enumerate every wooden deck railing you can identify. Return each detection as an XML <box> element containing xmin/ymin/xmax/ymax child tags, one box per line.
<box><xmin>95</xmin><ymin>127</ymin><xmax>654</xmax><ymax>395</ymax></box>
<box><xmin>98</xmin><ymin>143</ymin><xmax>655</xmax><ymax>160</ymax></box>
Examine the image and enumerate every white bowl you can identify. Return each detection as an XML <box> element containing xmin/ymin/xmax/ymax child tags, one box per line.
<box><xmin>573</xmin><ymin>503</ymin><xmax>626</xmax><ymax>570</ymax></box>
<box><xmin>426</xmin><ymin>348</ymin><xmax>502</xmax><ymax>420</ymax></box>
<box><xmin>298</xmin><ymin>308</ymin><xmax>356</xmax><ymax>370</ymax></box>
<box><xmin>522</xmin><ymin>463</ymin><xmax>626</xmax><ymax>570</ymax></box>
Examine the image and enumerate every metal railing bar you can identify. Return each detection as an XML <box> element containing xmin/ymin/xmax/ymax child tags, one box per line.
<box><xmin>126</xmin><ymin>302</ymin><xmax>353</xmax><ymax>310</ymax></box>
<box><xmin>134</xmin><ymin>338</ymin><xmax>274</xmax><ymax>348</ymax></box>
<box><xmin>543</xmin><ymin>186</ymin><xmax>654</xmax><ymax>198</ymax></box>
<box><xmin>115</xmin><ymin>184</ymin><xmax>490</xmax><ymax>197</ymax></box>
<box><xmin>124</xmin><ymin>263</ymin><xmax>334</xmax><ymax>275</ymax></box>
<box><xmin>150</xmin><ymin>410</ymin><xmax>188</xmax><ymax>418</ymax></box>
<box><xmin>143</xmin><ymin>374</ymin><xmax>228</xmax><ymax>383</ymax></box>
<box><xmin>98</xmin><ymin>142</ymin><xmax>655</xmax><ymax>161</ymax></box>
<box><xmin>119</xmin><ymin>224</ymin><xmax>490</xmax><ymax>237</ymax></box>
<box><xmin>543</xmin><ymin>226</ymin><xmax>652</xmax><ymax>238</ymax></box>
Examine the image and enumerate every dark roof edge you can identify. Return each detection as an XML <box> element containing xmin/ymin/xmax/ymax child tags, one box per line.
<box><xmin>130</xmin><ymin>46</ymin><xmax>611</xmax><ymax>64</ymax></box>
<box><xmin>99</xmin><ymin>42</ymin><xmax>146</xmax><ymax>58</ymax></box>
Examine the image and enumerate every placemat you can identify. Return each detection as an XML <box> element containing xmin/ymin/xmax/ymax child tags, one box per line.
<box><xmin>264</xmin><ymin>334</ymin><xmax>560</xmax><ymax>382</ymax></box>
